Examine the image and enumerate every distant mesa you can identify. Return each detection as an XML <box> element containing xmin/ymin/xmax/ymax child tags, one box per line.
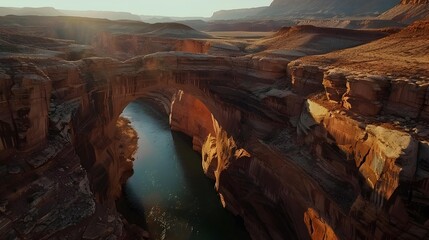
<box><xmin>60</xmin><ymin>10</ymin><xmax>141</xmax><ymax>21</ymax></box>
<box><xmin>210</xmin><ymin>0</ymin><xmax>399</xmax><ymax>20</ymax></box>
<box><xmin>0</xmin><ymin>7</ymin><xmax>142</xmax><ymax>21</ymax></box>
<box><xmin>0</xmin><ymin>1</ymin><xmax>403</xmax><ymax>23</ymax></box>
<box><xmin>1</xmin><ymin>0</ymin><xmax>427</xmax><ymax>31</ymax></box>
<box><xmin>140</xmin><ymin>22</ymin><xmax>212</xmax><ymax>38</ymax></box>
<box><xmin>0</xmin><ymin>7</ymin><xmax>63</xmax><ymax>16</ymax></box>
<box><xmin>210</xmin><ymin>7</ymin><xmax>268</xmax><ymax>20</ymax></box>
<box><xmin>248</xmin><ymin>25</ymin><xmax>391</xmax><ymax>59</ymax></box>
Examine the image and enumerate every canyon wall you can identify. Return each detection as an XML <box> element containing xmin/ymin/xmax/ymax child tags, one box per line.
<box><xmin>165</xmin><ymin>50</ymin><xmax>429</xmax><ymax>239</ymax></box>
<box><xmin>1</xmin><ymin>21</ymin><xmax>429</xmax><ymax>240</ymax></box>
<box><xmin>83</xmin><ymin>50</ymin><xmax>428</xmax><ymax>239</ymax></box>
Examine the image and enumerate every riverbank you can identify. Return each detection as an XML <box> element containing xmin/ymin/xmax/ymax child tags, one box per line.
<box><xmin>117</xmin><ymin>100</ymin><xmax>250</xmax><ymax>240</ymax></box>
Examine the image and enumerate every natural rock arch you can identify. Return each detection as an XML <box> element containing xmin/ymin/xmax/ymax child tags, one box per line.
<box><xmin>66</xmin><ymin>53</ymin><xmax>302</xmax><ymax>239</ymax></box>
<box><xmin>5</xmin><ymin>49</ymin><xmax>419</xmax><ymax>240</ymax></box>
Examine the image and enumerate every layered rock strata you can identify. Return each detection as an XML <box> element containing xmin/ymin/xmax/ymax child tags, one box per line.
<box><xmin>285</xmin><ymin>20</ymin><xmax>429</xmax><ymax>239</ymax></box>
<box><xmin>1</xmin><ymin>45</ymin><xmax>427</xmax><ymax>239</ymax></box>
<box><xmin>0</xmin><ymin>18</ymin><xmax>428</xmax><ymax>240</ymax></box>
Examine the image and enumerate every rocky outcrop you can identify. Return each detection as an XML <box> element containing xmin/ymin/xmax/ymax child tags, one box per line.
<box><xmin>289</xmin><ymin>20</ymin><xmax>429</xmax><ymax>120</ymax></box>
<box><xmin>284</xmin><ymin>21</ymin><xmax>429</xmax><ymax>239</ymax></box>
<box><xmin>295</xmin><ymin>98</ymin><xmax>427</xmax><ymax>239</ymax></box>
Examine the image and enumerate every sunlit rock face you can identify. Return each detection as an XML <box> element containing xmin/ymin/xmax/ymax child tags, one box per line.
<box><xmin>169</xmin><ymin>90</ymin><xmax>215</xmax><ymax>152</ymax></box>
<box><xmin>286</xmin><ymin>20</ymin><xmax>429</xmax><ymax>239</ymax></box>
<box><xmin>304</xmin><ymin>208</ymin><xmax>339</xmax><ymax>240</ymax></box>
<box><xmin>169</xmin><ymin>91</ymin><xmax>300</xmax><ymax>239</ymax></box>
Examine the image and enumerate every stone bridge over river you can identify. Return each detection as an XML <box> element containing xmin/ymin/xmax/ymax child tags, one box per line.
<box><xmin>0</xmin><ymin>50</ymin><xmax>428</xmax><ymax>239</ymax></box>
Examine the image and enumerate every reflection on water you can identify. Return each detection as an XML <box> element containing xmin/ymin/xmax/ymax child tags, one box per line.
<box><xmin>118</xmin><ymin>100</ymin><xmax>250</xmax><ymax>240</ymax></box>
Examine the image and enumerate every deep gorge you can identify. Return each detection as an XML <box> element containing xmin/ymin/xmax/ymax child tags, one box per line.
<box><xmin>0</xmin><ymin>14</ymin><xmax>428</xmax><ymax>240</ymax></box>
<box><xmin>117</xmin><ymin>99</ymin><xmax>250</xmax><ymax>239</ymax></box>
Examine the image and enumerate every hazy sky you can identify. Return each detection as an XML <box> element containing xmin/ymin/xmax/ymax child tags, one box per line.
<box><xmin>1</xmin><ymin>0</ymin><xmax>273</xmax><ymax>17</ymax></box>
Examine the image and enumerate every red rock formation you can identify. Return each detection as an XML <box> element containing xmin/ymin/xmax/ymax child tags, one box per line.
<box><xmin>287</xmin><ymin>20</ymin><xmax>429</xmax><ymax>239</ymax></box>
<box><xmin>1</xmin><ymin>16</ymin><xmax>428</xmax><ymax>240</ymax></box>
<box><xmin>304</xmin><ymin>208</ymin><xmax>339</xmax><ymax>240</ymax></box>
<box><xmin>2</xmin><ymin>42</ymin><xmax>428</xmax><ymax>239</ymax></box>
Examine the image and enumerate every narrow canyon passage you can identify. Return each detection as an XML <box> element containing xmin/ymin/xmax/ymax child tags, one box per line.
<box><xmin>117</xmin><ymin>100</ymin><xmax>250</xmax><ymax>240</ymax></box>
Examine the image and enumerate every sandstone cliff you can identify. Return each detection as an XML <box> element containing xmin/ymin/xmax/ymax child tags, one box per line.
<box><xmin>286</xmin><ymin>20</ymin><xmax>429</xmax><ymax>239</ymax></box>
<box><xmin>2</xmin><ymin>49</ymin><xmax>426</xmax><ymax>239</ymax></box>
<box><xmin>0</xmin><ymin>16</ymin><xmax>428</xmax><ymax>240</ymax></box>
